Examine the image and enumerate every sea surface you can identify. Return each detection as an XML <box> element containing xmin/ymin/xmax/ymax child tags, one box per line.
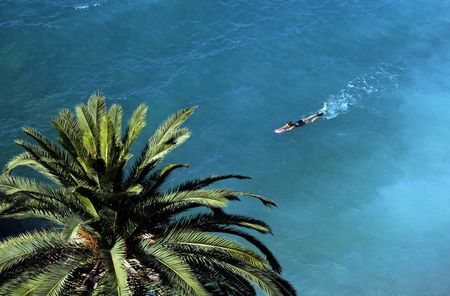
<box><xmin>1</xmin><ymin>0</ymin><xmax>450</xmax><ymax>295</ymax></box>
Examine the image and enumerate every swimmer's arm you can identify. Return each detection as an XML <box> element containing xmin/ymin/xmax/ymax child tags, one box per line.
<box><xmin>284</xmin><ymin>125</ymin><xmax>296</xmax><ymax>131</ymax></box>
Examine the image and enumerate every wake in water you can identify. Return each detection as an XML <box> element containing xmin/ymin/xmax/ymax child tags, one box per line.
<box><xmin>319</xmin><ymin>62</ymin><xmax>406</xmax><ymax>119</ymax></box>
<box><xmin>74</xmin><ymin>2</ymin><xmax>103</xmax><ymax>10</ymax></box>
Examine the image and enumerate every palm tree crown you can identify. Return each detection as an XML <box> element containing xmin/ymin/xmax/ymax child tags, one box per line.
<box><xmin>0</xmin><ymin>93</ymin><xmax>296</xmax><ymax>295</ymax></box>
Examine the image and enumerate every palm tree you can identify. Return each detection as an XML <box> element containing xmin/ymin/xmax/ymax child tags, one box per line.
<box><xmin>0</xmin><ymin>93</ymin><xmax>296</xmax><ymax>296</ymax></box>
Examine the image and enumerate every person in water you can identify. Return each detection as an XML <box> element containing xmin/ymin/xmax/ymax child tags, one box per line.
<box><xmin>282</xmin><ymin>111</ymin><xmax>325</xmax><ymax>131</ymax></box>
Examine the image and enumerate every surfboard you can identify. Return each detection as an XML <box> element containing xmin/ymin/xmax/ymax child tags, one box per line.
<box><xmin>274</xmin><ymin>127</ymin><xmax>289</xmax><ymax>134</ymax></box>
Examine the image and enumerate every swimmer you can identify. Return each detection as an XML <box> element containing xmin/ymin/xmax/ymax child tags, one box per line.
<box><xmin>280</xmin><ymin>111</ymin><xmax>324</xmax><ymax>132</ymax></box>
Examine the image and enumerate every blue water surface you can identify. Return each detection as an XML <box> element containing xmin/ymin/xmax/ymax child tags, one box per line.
<box><xmin>1</xmin><ymin>0</ymin><xmax>450</xmax><ymax>295</ymax></box>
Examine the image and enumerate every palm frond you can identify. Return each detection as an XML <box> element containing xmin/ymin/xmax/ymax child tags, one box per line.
<box><xmin>158</xmin><ymin>189</ymin><xmax>238</xmax><ymax>204</ymax></box>
<box><xmin>78</xmin><ymin>195</ymin><xmax>99</xmax><ymax>219</ymax></box>
<box><xmin>21</xmin><ymin>126</ymin><xmax>83</xmax><ymax>175</ymax></box>
<box><xmin>121</xmin><ymin>104</ymin><xmax>148</xmax><ymax>159</ymax></box>
<box><xmin>210</xmin><ymin>260</ymin><xmax>295</xmax><ymax>296</ymax></box>
<box><xmin>0</xmin><ymin>231</ymin><xmax>66</xmax><ymax>274</ymax></box>
<box><xmin>141</xmin><ymin>163</ymin><xmax>189</xmax><ymax>195</ymax></box>
<box><xmin>99</xmin><ymin>113</ymin><xmax>115</xmax><ymax>168</ymax></box>
<box><xmin>206</xmin><ymin>226</ymin><xmax>281</xmax><ymax>273</ymax></box>
<box><xmin>3</xmin><ymin>253</ymin><xmax>91</xmax><ymax>296</ymax></box>
<box><xmin>126</xmin><ymin>106</ymin><xmax>195</xmax><ymax>187</ymax></box>
<box><xmin>87</xmin><ymin>92</ymin><xmax>107</xmax><ymax>129</ymax></box>
<box><xmin>103</xmin><ymin>238</ymin><xmax>131</xmax><ymax>296</ymax></box>
<box><xmin>163</xmin><ymin>213</ymin><xmax>280</xmax><ymax>272</ymax></box>
<box><xmin>0</xmin><ymin>202</ymin><xmax>71</xmax><ymax>225</ymax></box>
<box><xmin>148</xmin><ymin>106</ymin><xmax>196</xmax><ymax>150</ymax></box>
<box><xmin>52</xmin><ymin>108</ymin><xmax>87</xmax><ymax>161</ymax></box>
<box><xmin>0</xmin><ymin>175</ymin><xmax>68</xmax><ymax>207</ymax></box>
<box><xmin>0</xmin><ymin>175</ymin><xmax>70</xmax><ymax>204</ymax></box>
<box><xmin>180</xmin><ymin>257</ymin><xmax>257</xmax><ymax>296</ymax></box>
<box><xmin>133</xmin><ymin>189</ymin><xmax>235</xmax><ymax>218</ymax></box>
<box><xmin>139</xmin><ymin>240</ymin><xmax>207</xmax><ymax>296</ymax></box>
<box><xmin>168</xmin><ymin>212</ymin><xmax>272</xmax><ymax>234</ymax></box>
<box><xmin>135</xmin><ymin>128</ymin><xmax>191</xmax><ymax>182</ymax></box>
<box><xmin>11</xmin><ymin>140</ymin><xmax>71</xmax><ymax>185</ymax></box>
<box><xmin>169</xmin><ymin>189</ymin><xmax>276</xmax><ymax>208</ymax></box>
<box><xmin>76</xmin><ymin>104</ymin><xmax>99</xmax><ymax>157</ymax></box>
<box><xmin>174</xmin><ymin>174</ymin><xmax>251</xmax><ymax>192</ymax></box>
<box><xmin>109</xmin><ymin>104</ymin><xmax>123</xmax><ymax>146</ymax></box>
<box><xmin>91</xmin><ymin>271</ymin><xmax>115</xmax><ymax>296</ymax></box>
<box><xmin>0</xmin><ymin>175</ymin><xmax>97</xmax><ymax>220</ymax></box>
<box><xmin>12</xmin><ymin>127</ymin><xmax>88</xmax><ymax>185</ymax></box>
<box><xmin>205</xmin><ymin>266</ymin><xmax>257</xmax><ymax>296</ymax></box>
<box><xmin>226</xmin><ymin>190</ymin><xmax>277</xmax><ymax>208</ymax></box>
<box><xmin>156</xmin><ymin>230</ymin><xmax>269</xmax><ymax>270</ymax></box>
<box><xmin>2</xmin><ymin>151</ymin><xmax>60</xmax><ymax>183</ymax></box>
<box><xmin>62</xmin><ymin>215</ymin><xmax>85</xmax><ymax>242</ymax></box>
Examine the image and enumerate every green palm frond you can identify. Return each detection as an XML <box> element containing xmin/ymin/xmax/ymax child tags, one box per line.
<box><xmin>209</xmin><ymin>260</ymin><xmax>294</xmax><ymax>296</ymax></box>
<box><xmin>3</xmin><ymin>253</ymin><xmax>91</xmax><ymax>296</ymax></box>
<box><xmin>150</xmin><ymin>106</ymin><xmax>197</xmax><ymax>147</ymax></box>
<box><xmin>3</xmin><ymin>152</ymin><xmax>41</xmax><ymax>174</ymax></box>
<box><xmin>91</xmin><ymin>272</ymin><xmax>114</xmax><ymax>296</ymax></box>
<box><xmin>52</xmin><ymin>108</ymin><xmax>87</xmax><ymax>161</ymax></box>
<box><xmin>126</xmin><ymin>106</ymin><xmax>195</xmax><ymax>186</ymax></box>
<box><xmin>180</xmin><ymin>257</ymin><xmax>257</xmax><ymax>296</ymax></box>
<box><xmin>0</xmin><ymin>175</ymin><xmax>79</xmax><ymax>207</ymax></box>
<box><xmin>139</xmin><ymin>128</ymin><xmax>191</xmax><ymax>177</ymax></box>
<box><xmin>169</xmin><ymin>212</ymin><xmax>272</xmax><ymax>234</ymax></box>
<box><xmin>0</xmin><ymin>175</ymin><xmax>99</xmax><ymax>221</ymax></box>
<box><xmin>99</xmin><ymin>113</ymin><xmax>115</xmax><ymax>168</ymax></box>
<box><xmin>121</xmin><ymin>104</ymin><xmax>148</xmax><ymax>159</ymax></box>
<box><xmin>0</xmin><ymin>272</ymin><xmax>46</xmax><ymax>296</ymax></box>
<box><xmin>109</xmin><ymin>104</ymin><xmax>123</xmax><ymax>146</ymax></box>
<box><xmin>158</xmin><ymin>189</ymin><xmax>238</xmax><ymax>204</ymax></box>
<box><xmin>207</xmin><ymin>226</ymin><xmax>281</xmax><ymax>273</ymax></box>
<box><xmin>0</xmin><ymin>175</ymin><xmax>67</xmax><ymax>205</ymax></box>
<box><xmin>166</xmin><ymin>188</ymin><xmax>276</xmax><ymax>208</ymax></box>
<box><xmin>87</xmin><ymin>92</ymin><xmax>107</xmax><ymax>129</ymax></box>
<box><xmin>105</xmin><ymin>238</ymin><xmax>131</xmax><ymax>296</ymax></box>
<box><xmin>142</xmin><ymin>163</ymin><xmax>189</xmax><ymax>195</ymax></box>
<box><xmin>139</xmin><ymin>241</ymin><xmax>207</xmax><ymax>296</ymax></box>
<box><xmin>11</xmin><ymin>140</ymin><xmax>72</xmax><ymax>185</ymax></box>
<box><xmin>21</xmin><ymin>126</ymin><xmax>84</xmax><ymax>176</ymax></box>
<box><xmin>10</xmin><ymin>127</ymin><xmax>87</xmax><ymax>185</ymax></box>
<box><xmin>78</xmin><ymin>195</ymin><xmax>99</xmax><ymax>219</ymax></box>
<box><xmin>156</xmin><ymin>230</ymin><xmax>269</xmax><ymax>270</ymax></box>
<box><xmin>229</xmin><ymin>191</ymin><xmax>277</xmax><ymax>208</ymax></box>
<box><xmin>174</xmin><ymin>174</ymin><xmax>251</xmax><ymax>192</ymax></box>
<box><xmin>2</xmin><ymin>151</ymin><xmax>62</xmax><ymax>184</ymax></box>
<box><xmin>163</xmin><ymin>213</ymin><xmax>281</xmax><ymax>272</ymax></box>
<box><xmin>76</xmin><ymin>104</ymin><xmax>99</xmax><ymax>157</ymax></box>
<box><xmin>205</xmin><ymin>267</ymin><xmax>257</xmax><ymax>296</ymax></box>
<box><xmin>62</xmin><ymin>215</ymin><xmax>85</xmax><ymax>242</ymax></box>
<box><xmin>133</xmin><ymin>190</ymin><xmax>235</xmax><ymax>217</ymax></box>
<box><xmin>0</xmin><ymin>231</ymin><xmax>66</xmax><ymax>274</ymax></box>
<box><xmin>0</xmin><ymin>203</ymin><xmax>71</xmax><ymax>225</ymax></box>
<box><xmin>91</xmin><ymin>278</ymin><xmax>108</xmax><ymax>296</ymax></box>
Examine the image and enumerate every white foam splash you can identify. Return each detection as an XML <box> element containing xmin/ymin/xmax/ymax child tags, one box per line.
<box><xmin>321</xmin><ymin>63</ymin><xmax>405</xmax><ymax>119</ymax></box>
<box><xmin>74</xmin><ymin>3</ymin><xmax>101</xmax><ymax>10</ymax></box>
<box><xmin>74</xmin><ymin>5</ymin><xmax>89</xmax><ymax>10</ymax></box>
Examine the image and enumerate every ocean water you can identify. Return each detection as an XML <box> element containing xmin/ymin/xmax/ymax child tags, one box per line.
<box><xmin>1</xmin><ymin>0</ymin><xmax>450</xmax><ymax>295</ymax></box>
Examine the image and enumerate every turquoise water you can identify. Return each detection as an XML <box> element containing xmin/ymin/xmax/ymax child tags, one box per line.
<box><xmin>2</xmin><ymin>0</ymin><xmax>450</xmax><ymax>294</ymax></box>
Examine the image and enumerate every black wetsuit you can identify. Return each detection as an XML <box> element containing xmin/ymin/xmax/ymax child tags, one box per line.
<box><xmin>294</xmin><ymin>119</ymin><xmax>306</xmax><ymax>127</ymax></box>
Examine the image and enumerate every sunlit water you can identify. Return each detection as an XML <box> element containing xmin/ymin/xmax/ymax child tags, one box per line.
<box><xmin>1</xmin><ymin>0</ymin><xmax>450</xmax><ymax>294</ymax></box>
